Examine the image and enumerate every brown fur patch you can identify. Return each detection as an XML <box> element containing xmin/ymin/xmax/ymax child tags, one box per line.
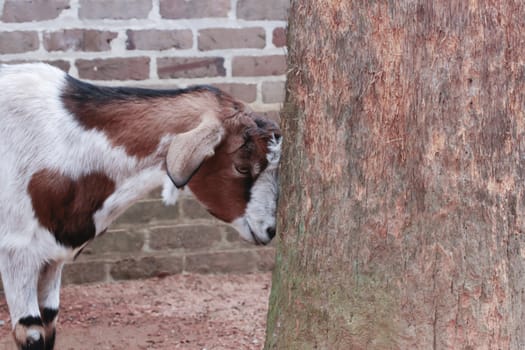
<box><xmin>188</xmin><ymin>140</ymin><xmax>254</xmax><ymax>222</ymax></box>
<box><xmin>27</xmin><ymin>169</ymin><xmax>115</xmax><ymax>248</ymax></box>
<box><xmin>61</xmin><ymin>79</ymin><xmax>242</xmax><ymax>158</ymax></box>
<box><xmin>60</xmin><ymin>76</ymin><xmax>281</xmax><ymax>224</ymax></box>
<box><xmin>188</xmin><ymin>113</ymin><xmax>280</xmax><ymax>222</ymax></box>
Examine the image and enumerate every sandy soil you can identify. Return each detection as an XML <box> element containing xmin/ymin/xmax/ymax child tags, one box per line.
<box><xmin>0</xmin><ymin>273</ymin><xmax>271</xmax><ymax>350</ymax></box>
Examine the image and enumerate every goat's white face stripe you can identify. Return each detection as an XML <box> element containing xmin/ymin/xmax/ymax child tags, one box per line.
<box><xmin>233</xmin><ymin>135</ymin><xmax>281</xmax><ymax>244</ymax></box>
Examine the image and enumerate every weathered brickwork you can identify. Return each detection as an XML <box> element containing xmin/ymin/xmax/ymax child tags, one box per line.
<box><xmin>157</xmin><ymin>56</ymin><xmax>226</xmax><ymax>78</ymax></box>
<box><xmin>64</xmin><ymin>194</ymin><xmax>276</xmax><ymax>284</ymax></box>
<box><xmin>43</xmin><ymin>29</ymin><xmax>118</xmax><ymax>52</ymax></box>
<box><xmin>0</xmin><ymin>0</ymin><xmax>287</xmax><ymax>112</ymax></box>
<box><xmin>2</xmin><ymin>0</ymin><xmax>70</xmax><ymax>22</ymax></box>
<box><xmin>237</xmin><ymin>0</ymin><xmax>289</xmax><ymax>20</ymax></box>
<box><xmin>126</xmin><ymin>29</ymin><xmax>193</xmax><ymax>51</ymax></box>
<box><xmin>232</xmin><ymin>55</ymin><xmax>287</xmax><ymax>76</ymax></box>
<box><xmin>76</xmin><ymin>57</ymin><xmax>151</xmax><ymax>80</ymax></box>
<box><xmin>272</xmin><ymin>27</ymin><xmax>287</xmax><ymax>48</ymax></box>
<box><xmin>0</xmin><ymin>0</ymin><xmax>287</xmax><ymax>287</ymax></box>
<box><xmin>262</xmin><ymin>81</ymin><xmax>286</xmax><ymax>103</ymax></box>
<box><xmin>0</xmin><ymin>31</ymin><xmax>39</xmax><ymax>54</ymax></box>
<box><xmin>198</xmin><ymin>28</ymin><xmax>266</xmax><ymax>50</ymax></box>
<box><xmin>159</xmin><ymin>0</ymin><xmax>230</xmax><ymax>19</ymax></box>
<box><xmin>79</xmin><ymin>0</ymin><xmax>153</xmax><ymax>20</ymax></box>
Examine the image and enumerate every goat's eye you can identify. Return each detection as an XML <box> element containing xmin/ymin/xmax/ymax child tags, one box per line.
<box><xmin>234</xmin><ymin>165</ymin><xmax>251</xmax><ymax>176</ymax></box>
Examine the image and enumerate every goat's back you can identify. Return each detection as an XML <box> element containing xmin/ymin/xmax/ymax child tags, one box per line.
<box><xmin>0</xmin><ymin>64</ymin><xmax>137</xmax><ymax>248</ymax></box>
<box><xmin>0</xmin><ymin>63</ymin><xmax>69</xmax><ymax>164</ymax></box>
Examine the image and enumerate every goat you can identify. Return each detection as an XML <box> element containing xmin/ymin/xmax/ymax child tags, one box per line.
<box><xmin>0</xmin><ymin>63</ymin><xmax>282</xmax><ymax>350</ymax></box>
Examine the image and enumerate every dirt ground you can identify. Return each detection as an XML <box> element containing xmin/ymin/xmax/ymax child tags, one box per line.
<box><xmin>0</xmin><ymin>273</ymin><xmax>271</xmax><ymax>350</ymax></box>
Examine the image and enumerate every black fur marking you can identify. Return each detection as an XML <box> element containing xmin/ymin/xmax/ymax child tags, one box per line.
<box><xmin>73</xmin><ymin>239</ymin><xmax>95</xmax><ymax>259</ymax></box>
<box><xmin>166</xmin><ymin>158</ymin><xmax>204</xmax><ymax>189</ymax></box>
<box><xmin>166</xmin><ymin>167</ymin><xmax>186</xmax><ymax>189</ymax></box>
<box><xmin>21</xmin><ymin>336</ymin><xmax>45</xmax><ymax>350</ymax></box>
<box><xmin>44</xmin><ymin>329</ymin><xmax>56</xmax><ymax>350</ymax></box>
<box><xmin>18</xmin><ymin>316</ymin><xmax>43</xmax><ymax>327</ymax></box>
<box><xmin>266</xmin><ymin>227</ymin><xmax>276</xmax><ymax>240</ymax></box>
<box><xmin>41</xmin><ymin>308</ymin><xmax>58</xmax><ymax>325</ymax></box>
<box><xmin>62</xmin><ymin>75</ymin><xmax>221</xmax><ymax>103</ymax></box>
<box><xmin>254</xmin><ymin>118</ymin><xmax>268</xmax><ymax>129</ymax></box>
<box><xmin>243</xmin><ymin>177</ymin><xmax>254</xmax><ymax>203</ymax></box>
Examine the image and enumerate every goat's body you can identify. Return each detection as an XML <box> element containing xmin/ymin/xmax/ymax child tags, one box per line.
<box><xmin>0</xmin><ymin>63</ymin><xmax>281</xmax><ymax>350</ymax></box>
<box><xmin>0</xmin><ymin>65</ymin><xmax>175</xmax><ymax>342</ymax></box>
<box><xmin>0</xmin><ymin>63</ymin><xmax>167</xmax><ymax>261</ymax></box>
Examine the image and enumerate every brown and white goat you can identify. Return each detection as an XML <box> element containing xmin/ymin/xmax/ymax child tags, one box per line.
<box><xmin>0</xmin><ymin>63</ymin><xmax>281</xmax><ymax>350</ymax></box>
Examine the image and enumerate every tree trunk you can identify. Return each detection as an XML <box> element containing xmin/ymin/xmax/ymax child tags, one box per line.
<box><xmin>265</xmin><ymin>1</ymin><xmax>525</xmax><ymax>349</ymax></box>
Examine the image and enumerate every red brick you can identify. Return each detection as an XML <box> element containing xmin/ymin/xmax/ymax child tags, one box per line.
<box><xmin>79</xmin><ymin>0</ymin><xmax>152</xmax><ymax>19</ymax></box>
<box><xmin>110</xmin><ymin>255</ymin><xmax>183</xmax><ymax>280</ymax></box>
<box><xmin>81</xmin><ymin>230</ymin><xmax>145</xmax><ymax>255</ymax></box>
<box><xmin>237</xmin><ymin>0</ymin><xmax>289</xmax><ymax>20</ymax></box>
<box><xmin>0</xmin><ymin>31</ymin><xmax>39</xmax><ymax>54</ymax></box>
<box><xmin>212</xmin><ymin>83</ymin><xmax>257</xmax><ymax>103</ymax></box>
<box><xmin>0</xmin><ymin>60</ymin><xmax>70</xmax><ymax>72</ymax></box>
<box><xmin>44</xmin><ymin>29</ymin><xmax>117</xmax><ymax>52</ymax></box>
<box><xmin>157</xmin><ymin>57</ymin><xmax>225</xmax><ymax>79</ymax></box>
<box><xmin>232</xmin><ymin>55</ymin><xmax>287</xmax><ymax>77</ymax></box>
<box><xmin>149</xmin><ymin>225</ymin><xmax>222</xmax><ymax>251</ymax></box>
<box><xmin>262</xmin><ymin>81</ymin><xmax>286</xmax><ymax>103</ymax></box>
<box><xmin>46</xmin><ymin>60</ymin><xmax>71</xmax><ymax>72</ymax></box>
<box><xmin>2</xmin><ymin>0</ymin><xmax>70</xmax><ymax>22</ymax></box>
<box><xmin>272</xmin><ymin>27</ymin><xmax>287</xmax><ymax>47</ymax></box>
<box><xmin>225</xmin><ymin>226</ymin><xmax>256</xmax><ymax>248</ymax></box>
<box><xmin>180</xmin><ymin>197</ymin><xmax>214</xmax><ymax>220</ymax></box>
<box><xmin>160</xmin><ymin>0</ymin><xmax>229</xmax><ymax>19</ymax></box>
<box><xmin>198</xmin><ymin>28</ymin><xmax>265</xmax><ymax>51</ymax></box>
<box><xmin>112</xmin><ymin>199</ymin><xmax>180</xmax><ymax>226</ymax></box>
<box><xmin>126</xmin><ymin>29</ymin><xmax>192</xmax><ymax>51</ymax></box>
<box><xmin>76</xmin><ymin>57</ymin><xmax>150</xmax><ymax>81</ymax></box>
<box><xmin>185</xmin><ymin>251</ymin><xmax>257</xmax><ymax>274</ymax></box>
<box><xmin>62</xmin><ymin>261</ymin><xmax>107</xmax><ymax>285</ymax></box>
<box><xmin>254</xmin><ymin>248</ymin><xmax>276</xmax><ymax>271</ymax></box>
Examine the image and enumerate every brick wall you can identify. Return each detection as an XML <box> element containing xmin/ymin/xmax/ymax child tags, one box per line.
<box><xmin>0</xmin><ymin>0</ymin><xmax>288</xmax><ymax>115</ymax></box>
<box><xmin>62</xmin><ymin>191</ymin><xmax>276</xmax><ymax>285</ymax></box>
<box><xmin>0</xmin><ymin>0</ymin><xmax>288</xmax><ymax>285</ymax></box>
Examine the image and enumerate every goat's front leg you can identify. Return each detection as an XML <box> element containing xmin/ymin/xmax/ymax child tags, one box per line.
<box><xmin>0</xmin><ymin>254</ymin><xmax>45</xmax><ymax>350</ymax></box>
<box><xmin>37</xmin><ymin>262</ymin><xmax>63</xmax><ymax>350</ymax></box>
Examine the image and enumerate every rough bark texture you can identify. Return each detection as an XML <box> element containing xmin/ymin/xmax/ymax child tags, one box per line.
<box><xmin>266</xmin><ymin>1</ymin><xmax>525</xmax><ymax>349</ymax></box>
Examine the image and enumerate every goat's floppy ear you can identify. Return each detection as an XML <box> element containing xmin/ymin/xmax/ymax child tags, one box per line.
<box><xmin>166</xmin><ymin>111</ymin><xmax>224</xmax><ymax>188</ymax></box>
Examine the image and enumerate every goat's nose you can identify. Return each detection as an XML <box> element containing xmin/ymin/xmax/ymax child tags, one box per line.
<box><xmin>266</xmin><ymin>227</ymin><xmax>276</xmax><ymax>240</ymax></box>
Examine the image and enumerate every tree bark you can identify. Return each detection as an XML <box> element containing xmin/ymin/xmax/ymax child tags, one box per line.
<box><xmin>265</xmin><ymin>1</ymin><xmax>525</xmax><ymax>349</ymax></box>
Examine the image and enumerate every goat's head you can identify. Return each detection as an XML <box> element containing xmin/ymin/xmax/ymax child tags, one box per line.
<box><xmin>165</xmin><ymin>92</ymin><xmax>282</xmax><ymax>245</ymax></box>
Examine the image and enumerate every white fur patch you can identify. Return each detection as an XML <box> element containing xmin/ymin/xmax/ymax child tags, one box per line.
<box><xmin>26</xmin><ymin>328</ymin><xmax>42</xmax><ymax>341</ymax></box>
<box><xmin>266</xmin><ymin>134</ymin><xmax>282</xmax><ymax>167</ymax></box>
<box><xmin>162</xmin><ymin>175</ymin><xmax>180</xmax><ymax>205</ymax></box>
<box><xmin>93</xmin><ymin>166</ymin><xmax>166</xmax><ymax>234</ymax></box>
<box><xmin>231</xmin><ymin>134</ymin><xmax>282</xmax><ymax>244</ymax></box>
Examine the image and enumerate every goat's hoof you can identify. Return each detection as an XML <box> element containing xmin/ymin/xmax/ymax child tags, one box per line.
<box><xmin>13</xmin><ymin>317</ymin><xmax>46</xmax><ymax>350</ymax></box>
<box><xmin>43</xmin><ymin>327</ymin><xmax>56</xmax><ymax>350</ymax></box>
<box><xmin>14</xmin><ymin>329</ymin><xmax>45</xmax><ymax>350</ymax></box>
<box><xmin>42</xmin><ymin>308</ymin><xmax>58</xmax><ymax>350</ymax></box>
